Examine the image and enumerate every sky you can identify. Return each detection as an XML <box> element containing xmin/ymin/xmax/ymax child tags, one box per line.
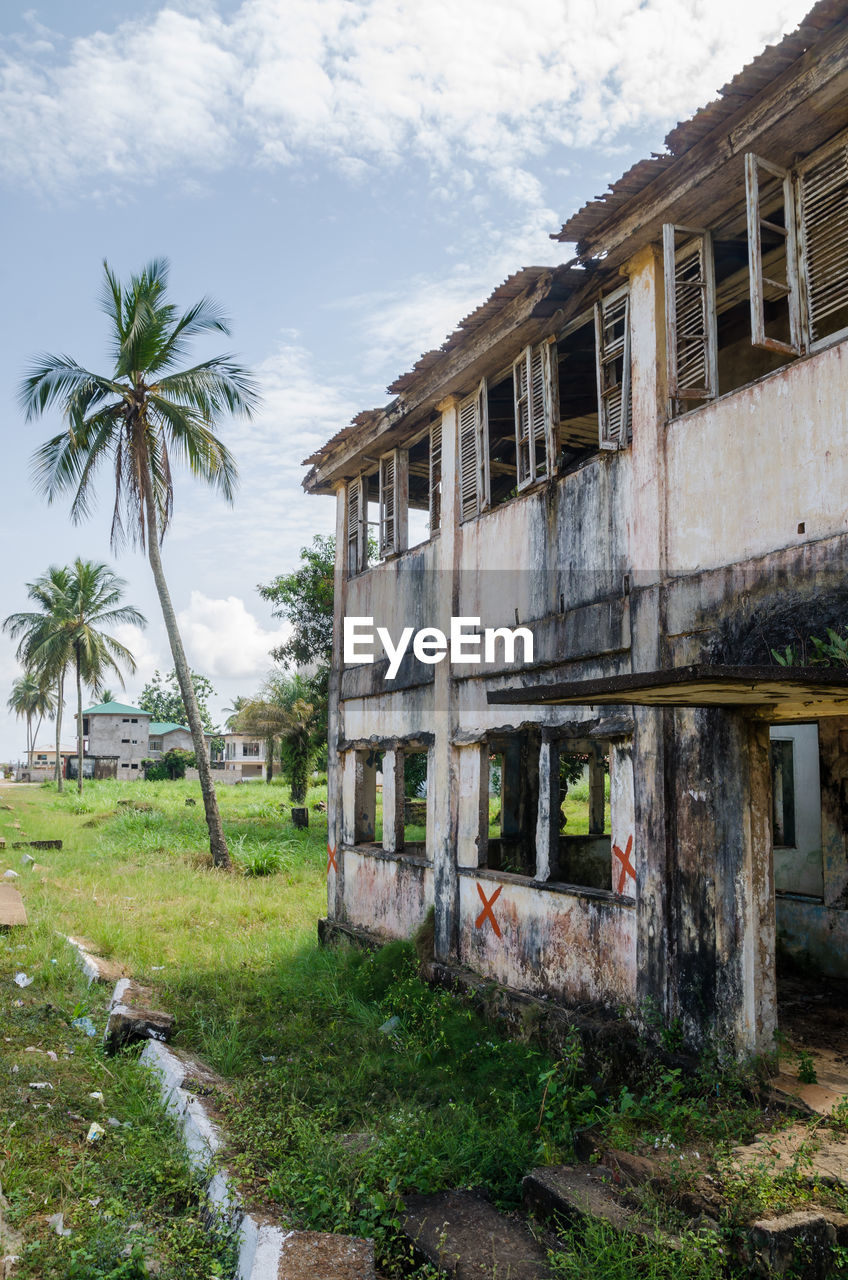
<box><xmin>0</xmin><ymin>0</ymin><xmax>814</xmax><ymax>760</ymax></box>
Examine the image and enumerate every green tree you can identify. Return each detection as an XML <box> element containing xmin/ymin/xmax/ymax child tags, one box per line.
<box><xmin>257</xmin><ymin>534</ymin><xmax>335</xmax><ymax>720</ymax></box>
<box><xmin>21</xmin><ymin>259</ymin><xmax>258</xmax><ymax>867</ymax></box>
<box><xmin>6</xmin><ymin>672</ymin><xmax>56</xmax><ymax>762</ymax></box>
<box><xmin>65</xmin><ymin>559</ymin><xmax>145</xmax><ymax>792</ymax></box>
<box><xmin>139</xmin><ymin>668</ymin><xmax>217</xmax><ymax>732</ymax></box>
<box><xmin>4</xmin><ymin>566</ymin><xmax>74</xmax><ymax>791</ymax></box>
<box><xmin>236</xmin><ymin>672</ymin><xmax>320</xmax><ymax>794</ymax></box>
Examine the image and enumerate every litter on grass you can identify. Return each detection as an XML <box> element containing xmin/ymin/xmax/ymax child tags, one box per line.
<box><xmin>72</xmin><ymin>1016</ymin><xmax>97</xmax><ymax>1037</ymax></box>
<box><xmin>47</xmin><ymin>1213</ymin><xmax>71</xmax><ymax>1237</ymax></box>
<box><xmin>13</xmin><ymin>973</ymin><xmax>33</xmax><ymax>988</ymax></box>
<box><xmin>86</xmin><ymin>1122</ymin><xmax>106</xmax><ymax>1143</ymax></box>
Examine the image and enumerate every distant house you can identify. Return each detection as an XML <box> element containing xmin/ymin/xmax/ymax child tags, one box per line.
<box><xmin>77</xmin><ymin>701</ymin><xmax>151</xmax><ymax>777</ymax></box>
<box><xmin>221</xmin><ymin>733</ymin><xmax>270</xmax><ymax>781</ymax></box>
<box><xmin>148</xmin><ymin>721</ymin><xmax>193</xmax><ymax>757</ymax></box>
<box><xmin>23</xmin><ymin>745</ymin><xmax>77</xmax><ymax>781</ymax></box>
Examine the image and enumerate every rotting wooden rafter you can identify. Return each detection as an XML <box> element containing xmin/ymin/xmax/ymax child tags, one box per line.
<box><xmin>557</xmin><ymin>22</ymin><xmax>848</xmax><ymax>268</ymax></box>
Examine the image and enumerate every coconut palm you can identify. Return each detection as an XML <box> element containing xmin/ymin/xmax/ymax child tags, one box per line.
<box><xmin>64</xmin><ymin>559</ymin><xmax>146</xmax><ymax>793</ymax></box>
<box><xmin>6</xmin><ymin>672</ymin><xmax>56</xmax><ymax>762</ymax></box>
<box><xmin>20</xmin><ymin>259</ymin><xmax>258</xmax><ymax>866</ymax></box>
<box><xmin>4</xmin><ymin>565</ymin><xmax>74</xmax><ymax>791</ymax></box>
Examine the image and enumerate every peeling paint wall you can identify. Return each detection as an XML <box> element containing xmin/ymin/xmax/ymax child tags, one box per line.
<box><xmin>457</xmin><ymin>873</ymin><xmax>636</xmax><ymax>1009</ymax></box>
<box><xmin>340</xmin><ymin>849</ymin><xmax>433</xmax><ymax>940</ymax></box>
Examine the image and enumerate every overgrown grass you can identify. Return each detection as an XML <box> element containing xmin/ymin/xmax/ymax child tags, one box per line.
<box><xmin>0</xmin><ymin>780</ymin><xmax>810</xmax><ymax>1278</ymax></box>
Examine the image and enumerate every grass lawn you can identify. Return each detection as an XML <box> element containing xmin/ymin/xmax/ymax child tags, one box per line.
<box><xmin>0</xmin><ymin>778</ymin><xmax>821</xmax><ymax>1279</ymax></box>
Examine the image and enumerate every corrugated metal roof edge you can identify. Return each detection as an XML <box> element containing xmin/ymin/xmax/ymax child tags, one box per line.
<box><xmin>302</xmin><ymin>261</ymin><xmax>593</xmax><ymax>482</ymax></box>
<box><xmin>554</xmin><ymin>0</ymin><xmax>848</xmax><ymax>250</ymax></box>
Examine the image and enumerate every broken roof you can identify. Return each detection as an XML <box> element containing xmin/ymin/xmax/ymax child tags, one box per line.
<box><xmin>303</xmin><ymin>262</ymin><xmax>596</xmax><ymax>492</ymax></box>
<box><xmin>488</xmin><ymin>665</ymin><xmax>848</xmax><ymax>722</ymax></box>
<box><xmin>555</xmin><ymin>0</ymin><xmax>848</xmax><ymax>257</ymax></box>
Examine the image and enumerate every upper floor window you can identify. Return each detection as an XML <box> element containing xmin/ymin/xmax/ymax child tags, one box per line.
<box><xmin>664</xmin><ymin>131</ymin><xmax>848</xmax><ymax>417</ymax></box>
<box><xmin>243</xmin><ymin>741</ymin><xmax>261</xmax><ymax>757</ymax></box>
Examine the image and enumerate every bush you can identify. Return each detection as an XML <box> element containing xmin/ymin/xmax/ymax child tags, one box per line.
<box><xmin>142</xmin><ymin>748</ymin><xmax>196</xmax><ymax>781</ymax></box>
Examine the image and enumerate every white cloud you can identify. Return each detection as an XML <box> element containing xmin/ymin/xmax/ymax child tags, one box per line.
<box><xmin>176</xmin><ymin>591</ymin><xmax>289</xmax><ymax>678</ymax></box>
<box><xmin>111</xmin><ymin>623</ymin><xmax>161</xmax><ymax>690</ymax></box>
<box><xmin>0</xmin><ymin>0</ymin><xmax>814</xmax><ymax>195</ymax></box>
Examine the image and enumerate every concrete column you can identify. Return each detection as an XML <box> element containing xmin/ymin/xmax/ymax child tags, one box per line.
<box><xmin>354</xmin><ymin>751</ymin><xmax>378</xmax><ymax>843</ymax></box>
<box><xmin>328</xmin><ymin>485</ymin><xmax>348</xmax><ymax>919</ymax></box>
<box><xmin>341</xmin><ymin>750</ymin><xmax>357</xmax><ymax>848</ymax></box>
<box><xmin>588</xmin><ymin>745</ymin><xmax>606</xmax><ymax>835</ymax></box>
<box><xmin>431</xmin><ymin>396</ymin><xmax>460</xmax><ymax>963</ymax></box>
<box><xmin>624</xmin><ymin>244</ymin><xmax>673</xmax><ymax>1027</ymax></box>
<box><xmin>668</xmin><ymin>708</ymin><xmax>775</xmax><ymax>1055</ymax></box>
<box><xmin>535</xmin><ymin>737</ymin><xmax>561</xmax><ymax>882</ymax></box>
<box><xmin>457</xmin><ymin>743</ymin><xmax>489</xmax><ymax>869</ymax></box>
<box><xmin>381</xmin><ymin>748</ymin><xmax>405</xmax><ymax>854</ymax></box>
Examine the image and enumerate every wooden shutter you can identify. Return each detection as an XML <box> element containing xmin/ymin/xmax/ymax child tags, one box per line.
<box><xmin>459</xmin><ymin>392</ymin><xmax>481</xmax><ymax>521</ymax></box>
<box><xmin>745</xmin><ymin>153</ymin><xmax>801</xmax><ymax>355</ymax></box>
<box><xmin>799</xmin><ymin>137</ymin><xmax>848</xmax><ymax>347</ymax></box>
<box><xmin>429</xmin><ymin>418</ymin><xmax>442</xmax><ymax>534</ymax></box>
<box><xmin>594</xmin><ymin>288</ymin><xmax>631</xmax><ymax>449</ymax></box>
<box><xmin>475</xmin><ymin>379</ymin><xmax>490</xmax><ymax>511</ymax></box>
<box><xmin>663</xmin><ymin>224</ymin><xmax>718</xmax><ymax>410</ymax></box>
<box><xmin>513</xmin><ymin>351</ymin><xmax>532</xmax><ymax>488</ymax></box>
<box><xmin>542</xmin><ymin>338</ymin><xmax>559</xmax><ymax>473</ymax></box>
<box><xmin>379</xmin><ymin>451</ymin><xmax>398</xmax><ymax>558</ymax></box>
<box><xmin>513</xmin><ymin>343</ymin><xmax>555</xmax><ymax>488</ymax></box>
<box><xmin>346</xmin><ymin>475</ymin><xmax>365</xmax><ymax>576</ymax></box>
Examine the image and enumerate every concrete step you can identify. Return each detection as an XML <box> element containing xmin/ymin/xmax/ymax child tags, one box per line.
<box><xmin>523</xmin><ymin>1164</ymin><xmax>639</xmax><ymax>1236</ymax></box>
<box><xmin>402</xmin><ymin>1189</ymin><xmax>552</xmax><ymax>1279</ymax></box>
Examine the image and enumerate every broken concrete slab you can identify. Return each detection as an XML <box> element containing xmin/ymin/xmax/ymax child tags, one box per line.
<box><xmin>11</xmin><ymin>840</ymin><xmax>62</xmax><ymax>851</ymax></box>
<box><xmin>140</xmin><ymin>1040</ymin><xmax>375</xmax><ymax>1280</ymax></box>
<box><xmin>746</xmin><ymin>1209</ymin><xmax>848</xmax><ymax>1279</ymax></box>
<box><xmin>732</xmin><ymin>1125</ymin><xmax>848</xmax><ymax>1187</ymax></box>
<box><xmin>65</xmin><ymin>936</ymin><xmax>125</xmax><ymax>986</ymax></box>
<box><xmin>523</xmin><ymin>1164</ymin><xmax>636</xmax><ymax>1236</ymax></box>
<box><xmin>402</xmin><ymin>1189</ymin><xmax>552</xmax><ymax>1279</ymax></box>
<box><xmin>0</xmin><ymin>886</ymin><xmax>27</xmax><ymax>927</ymax></box>
<box><xmin>104</xmin><ymin>978</ymin><xmax>174</xmax><ymax>1051</ymax></box>
<box><xmin>770</xmin><ymin>1051</ymin><xmax>848</xmax><ymax>1117</ymax></box>
<box><xmin>277</xmin><ymin>1231</ymin><xmax>374</xmax><ymax>1279</ymax></box>
<box><xmin>600</xmin><ymin>1148</ymin><xmax>723</xmax><ymax>1220</ymax></box>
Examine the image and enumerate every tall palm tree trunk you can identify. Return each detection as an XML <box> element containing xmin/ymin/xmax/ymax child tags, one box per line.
<box><xmin>140</xmin><ymin>456</ymin><xmax>231</xmax><ymax>869</ymax></box>
<box><xmin>55</xmin><ymin>671</ymin><xmax>64</xmax><ymax>792</ymax></box>
<box><xmin>75</xmin><ymin>644</ymin><xmax>84</xmax><ymax>794</ymax></box>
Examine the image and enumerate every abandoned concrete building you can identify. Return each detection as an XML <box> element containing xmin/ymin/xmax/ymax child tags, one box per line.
<box><xmin>304</xmin><ymin>1</ymin><xmax>848</xmax><ymax>1056</ymax></box>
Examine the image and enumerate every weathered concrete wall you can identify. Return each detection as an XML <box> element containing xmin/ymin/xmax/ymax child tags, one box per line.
<box><xmin>666</xmin><ymin>340</ymin><xmax>848</xmax><ymax>574</ymax></box>
<box><xmin>87</xmin><ymin>713</ymin><xmax>150</xmax><ymax>776</ymax></box>
<box><xmin>457</xmin><ymin>870</ymin><xmax>636</xmax><ymax>1009</ymax></box>
<box><xmin>339</xmin><ymin>846</ymin><xmax>433</xmax><ymax>939</ymax></box>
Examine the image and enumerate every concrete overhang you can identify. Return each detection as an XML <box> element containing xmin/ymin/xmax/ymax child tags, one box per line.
<box><xmin>488</xmin><ymin>665</ymin><xmax>848</xmax><ymax>722</ymax></box>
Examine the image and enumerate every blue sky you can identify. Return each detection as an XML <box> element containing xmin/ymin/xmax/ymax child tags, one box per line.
<box><xmin>0</xmin><ymin>0</ymin><xmax>813</xmax><ymax>759</ymax></box>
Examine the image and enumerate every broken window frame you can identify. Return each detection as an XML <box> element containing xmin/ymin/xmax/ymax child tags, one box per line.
<box><xmin>594</xmin><ymin>283</ymin><xmax>632</xmax><ymax>450</ymax></box>
<box><xmin>663</xmin><ymin>223</ymin><xmax>718</xmax><ymax>415</ymax></box>
<box><xmin>429</xmin><ymin>418</ymin><xmax>442</xmax><ymax>534</ymax></box>
<box><xmin>744</xmin><ymin>152</ymin><xmax>803</xmax><ymax>357</ymax></box>
<box><xmin>458</xmin><ymin>380</ymin><xmax>490</xmax><ymax>522</ymax></box>
<box><xmin>346</xmin><ymin>474</ymin><xmax>366</xmax><ymax>577</ymax></box>
<box><xmin>796</xmin><ymin>127</ymin><xmax>848</xmax><ymax>353</ymax></box>
<box><xmin>513</xmin><ymin>340</ymin><xmax>558</xmax><ymax>491</ymax></box>
<box><xmin>378</xmin><ymin>448</ymin><xmax>409</xmax><ymax>559</ymax></box>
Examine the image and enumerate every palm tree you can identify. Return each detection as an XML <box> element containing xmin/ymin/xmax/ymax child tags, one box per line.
<box><xmin>65</xmin><ymin>559</ymin><xmax>146</xmax><ymax>793</ymax></box>
<box><xmin>20</xmin><ymin>259</ymin><xmax>258</xmax><ymax>867</ymax></box>
<box><xmin>7</xmin><ymin>672</ymin><xmax>56</xmax><ymax>762</ymax></box>
<box><xmin>4</xmin><ymin>565</ymin><xmax>74</xmax><ymax>791</ymax></box>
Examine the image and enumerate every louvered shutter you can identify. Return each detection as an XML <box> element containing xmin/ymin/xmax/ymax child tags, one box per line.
<box><xmin>459</xmin><ymin>394</ymin><xmax>481</xmax><ymax>521</ymax></box>
<box><xmin>594</xmin><ymin>289</ymin><xmax>631</xmax><ymax>449</ymax></box>
<box><xmin>542</xmin><ymin>339</ymin><xmax>559</xmax><ymax>475</ymax></box>
<box><xmin>663</xmin><ymin>224</ymin><xmax>718</xmax><ymax>410</ymax></box>
<box><xmin>513</xmin><ymin>352</ymin><xmax>532</xmax><ymax>488</ymax></box>
<box><xmin>744</xmin><ymin>153</ymin><xmax>801</xmax><ymax>355</ymax></box>
<box><xmin>346</xmin><ymin>475</ymin><xmax>365</xmax><ymax>576</ymax></box>
<box><xmin>799</xmin><ymin>138</ymin><xmax>848</xmax><ymax>347</ymax></box>
<box><xmin>379</xmin><ymin>451</ymin><xmax>398</xmax><ymax>558</ymax></box>
<box><xmin>530</xmin><ymin>343</ymin><xmax>547</xmax><ymax>479</ymax></box>
<box><xmin>475</xmin><ymin>379</ymin><xmax>490</xmax><ymax>511</ymax></box>
<box><xmin>429</xmin><ymin>419</ymin><xmax>442</xmax><ymax>534</ymax></box>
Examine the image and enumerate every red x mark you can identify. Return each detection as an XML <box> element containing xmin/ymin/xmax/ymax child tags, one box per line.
<box><xmin>475</xmin><ymin>882</ymin><xmax>503</xmax><ymax>938</ymax></box>
<box><xmin>327</xmin><ymin>842</ymin><xmax>338</xmax><ymax>875</ymax></box>
<box><xmin>613</xmin><ymin>835</ymin><xmax>635</xmax><ymax>896</ymax></box>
